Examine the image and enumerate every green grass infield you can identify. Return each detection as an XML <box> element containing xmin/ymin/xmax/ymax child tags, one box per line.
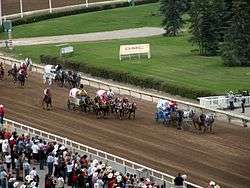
<box><xmin>3</xmin><ymin>35</ymin><xmax>250</xmax><ymax>95</ymax></box>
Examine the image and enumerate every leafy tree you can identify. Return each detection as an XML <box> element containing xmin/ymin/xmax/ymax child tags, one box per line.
<box><xmin>188</xmin><ymin>0</ymin><xmax>225</xmax><ymax>56</ymax></box>
<box><xmin>160</xmin><ymin>0</ymin><xmax>188</xmax><ymax>36</ymax></box>
<box><xmin>222</xmin><ymin>0</ymin><xmax>250</xmax><ymax>66</ymax></box>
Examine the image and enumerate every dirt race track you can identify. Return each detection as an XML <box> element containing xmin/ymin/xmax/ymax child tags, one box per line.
<box><xmin>3</xmin><ymin>0</ymin><xmax>110</xmax><ymax>15</ymax></box>
<box><xmin>0</xmin><ymin>71</ymin><xmax>250</xmax><ymax>188</ymax></box>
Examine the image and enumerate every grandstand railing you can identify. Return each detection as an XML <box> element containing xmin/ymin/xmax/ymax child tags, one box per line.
<box><xmin>1</xmin><ymin>55</ymin><xmax>249</xmax><ymax>127</ymax></box>
<box><xmin>3</xmin><ymin>118</ymin><xmax>203</xmax><ymax>188</ymax></box>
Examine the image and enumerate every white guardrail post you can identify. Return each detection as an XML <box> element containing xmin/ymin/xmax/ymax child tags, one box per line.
<box><xmin>3</xmin><ymin>118</ymin><xmax>203</xmax><ymax>188</ymax></box>
<box><xmin>0</xmin><ymin>55</ymin><xmax>249</xmax><ymax>127</ymax></box>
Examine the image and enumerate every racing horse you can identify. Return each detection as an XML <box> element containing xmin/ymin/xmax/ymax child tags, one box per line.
<box><xmin>128</xmin><ymin>102</ymin><xmax>137</xmax><ymax>119</ymax></box>
<box><xmin>42</xmin><ymin>88</ymin><xmax>52</xmax><ymax>110</ymax></box>
<box><xmin>8</xmin><ymin>65</ymin><xmax>18</xmax><ymax>82</ymax></box>
<box><xmin>66</xmin><ymin>71</ymin><xmax>81</xmax><ymax>88</ymax></box>
<box><xmin>80</xmin><ymin>96</ymin><xmax>94</xmax><ymax>113</ymax></box>
<box><xmin>55</xmin><ymin>70</ymin><xmax>67</xmax><ymax>87</ymax></box>
<box><xmin>17</xmin><ymin>69</ymin><xmax>26</xmax><ymax>86</ymax></box>
<box><xmin>189</xmin><ymin>110</ymin><xmax>215</xmax><ymax>133</ymax></box>
<box><xmin>93</xmin><ymin>96</ymin><xmax>110</xmax><ymax>119</ymax></box>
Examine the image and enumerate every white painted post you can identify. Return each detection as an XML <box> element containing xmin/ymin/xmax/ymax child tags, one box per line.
<box><xmin>49</xmin><ymin>0</ymin><xmax>52</xmax><ymax>13</ymax></box>
<box><xmin>0</xmin><ymin>0</ymin><xmax>2</xmax><ymax>26</ymax></box>
<box><xmin>20</xmin><ymin>0</ymin><xmax>23</xmax><ymax>18</ymax></box>
<box><xmin>86</xmin><ymin>0</ymin><xmax>88</xmax><ymax>7</ymax></box>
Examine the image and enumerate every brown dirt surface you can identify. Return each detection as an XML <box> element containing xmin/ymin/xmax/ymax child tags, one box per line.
<box><xmin>2</xmin><ymin>0</ymin><xmax>110</xmax><ymax>16</ymax></box>
<box><xmin>0</xmin><ymin>70</ymin><xmax>250</xmax><ymax>188</ymax></box>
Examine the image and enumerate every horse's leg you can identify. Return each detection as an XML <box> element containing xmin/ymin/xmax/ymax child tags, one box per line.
<box><xmin>203</xmin><ymin>126</ymin><xmax>207</xmax><ymax>134</ymax></box>
<box><xmin>210</xmin><ymin>124</ymin><xmax>213</xmax><ymax>133</ymax></box>
<box><xmin>42</xmin><ymin>99</ymin><xmax>45</xmax><ymax>110</ymax></box>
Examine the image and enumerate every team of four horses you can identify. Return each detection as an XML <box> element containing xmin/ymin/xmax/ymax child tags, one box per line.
<box><xmin>0</xmin><ymin>62</ymin><xmax>215</xmax><ymax>133</ymax></box>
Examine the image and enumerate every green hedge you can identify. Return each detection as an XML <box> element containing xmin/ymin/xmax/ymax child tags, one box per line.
<box><xmin>11</xmin><ymin>0</ymin><xmax>158</xmax><ymax>27</ymax></box>
<box><xmin>40</xmin><ymin>55</ymin><xmax>215</xmax><ymax>99</ymax></box>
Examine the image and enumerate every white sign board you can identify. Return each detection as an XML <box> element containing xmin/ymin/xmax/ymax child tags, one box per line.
<box><xmin>60</xmin><ymin>46</ymin><xmax>74</xmax><ymax>56</ymax></box>
<box><xmin>119</xmin><ymin>44</ymin><xmax>151</xmax><ymax>60</ymax></box>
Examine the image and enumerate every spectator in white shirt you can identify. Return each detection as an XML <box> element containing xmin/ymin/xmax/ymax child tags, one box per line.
<box><xmin>30</xmin><ymin>167</ymin><xmax>37</xmax><ymax>180</ymax></box>
<box><xmin>47</xmin><ymin>153</ymin><xmax>54</xmax><ymax>176</ymax></box>
<box><xmin>5</xmin><ymin>152</ymin><xmax>11</xmax><ymax>173</ymax></box>
<box><xmin>31</xmin><ymin>142</ymin><xmax>39</xmax><ymax>163</ymax></box>
<box><xmin>66</xmin><ymin>161</ymin><xmax>73</xmax><ymax>186</ymax></box>
<box><xmin>2</xmin><ymin>140</ymin><xmax>10</xmax><ymax>154</ymax></box>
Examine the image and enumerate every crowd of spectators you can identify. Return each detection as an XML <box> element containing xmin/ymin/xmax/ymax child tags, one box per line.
<box><xmin>0</xmin><ymin>128</ymin><xmax>162</xmax><ymax>188</ymax></box>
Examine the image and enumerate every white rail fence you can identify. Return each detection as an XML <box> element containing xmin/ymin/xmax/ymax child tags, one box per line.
<box><xmin>1</xmin><ymin>0</ymin><xmax>127</xmax><ymax>21</ymax></box>
<box><xmin>3</xmin><ymin>118</ymin><xmax>203</xmax><ymax>188</ymax></box>
<box><xmin>1</xmin><ymin>55</ymin><xmax>249</xmax><ymax>127</ymax></box>
<box><xmin>198</xmin><ymin>96</ymin><xmax>250</xmax><ymax>109</ymax></box>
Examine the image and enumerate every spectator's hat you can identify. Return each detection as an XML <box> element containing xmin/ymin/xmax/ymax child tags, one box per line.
<box><xmin>116</xmin><ymin>175</ymin><xmax>122</xmax><ymax>182</ymax></box>
<box><xmin>209</xmin><ymin>181</ymin><xmax>216</xmax><ymax>186</ymax></box>
<box><xmin>114</xmin><ymin>172</ymin><xmax>120</xmax><ymax>176</ymax></box>
<box><xmin>9</xmin><ymin>178</ymin><xmax>16</xmax><ymax>183</ymax></box>
<box><xmin>13</xmin><ymin>182</ymin><xmax>19</xmax><ymax>188</ymax></box>
<box><xmin>30</xmin><ymin>181</ymin><xmax>37</xmax><ymax>187</ymax></box>
<box><xmin>81</xmin><ymin>168</ymin><xmax>87</xmax><ymax>173</ymax></box>
<box><xmin>106</xmin><ymin>166</ymin><xmax>112</xmax><ymax>173</ymax></box>
<box><xmin>60</xmin><ymin>145</ymin><xmax>65</xmax><ymax>150</ymax></box>
<box><xmin>182</xmin><ymin>174</ymin><xmax>187</xmax><ymax>180</ymax></box>
<box><xmin>93</xmin><ymin>172</ymin><xmax>98</xmax><ymax>178</ymax></box>
<box><xmin>93</xmin><ymin>159</ymin><xmax>98</xmax><ymax>166</ymax></box>
<box><xmin>25</xmin><ymin>175</ymin><xmax>33</xmax><ymax>183</ymax></box>
<box><xmin>101</xmin><ymin>163</ymin><xmax>106</xmax><ymax>169</ymax></box>
<box><xmin>108</xmin><ymin>173</ymin><xmax>113</xmax><ymax>179</ymax></box>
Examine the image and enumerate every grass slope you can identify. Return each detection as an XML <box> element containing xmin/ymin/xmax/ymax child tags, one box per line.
<box><xmin>6</xmin><ymin>3</ymin><xmax>161</xmax><ymax>39</ymax></box>
<box><xmin>4</xmin><ymin>35</ymin><xmax>250</xmax><ymax>94</ymax></box>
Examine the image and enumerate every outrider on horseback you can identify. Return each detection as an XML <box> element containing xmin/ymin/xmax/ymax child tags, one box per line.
<box><xmin>42</xmin><ymin>87</ymin><xmax>53</xmax><ymax>110</ymax></box>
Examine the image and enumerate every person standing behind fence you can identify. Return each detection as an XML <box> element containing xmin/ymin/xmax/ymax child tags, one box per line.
<box><xmin>228</xmin><ymin>91</ymin><xmax>235</xmax><ymax>110</ymax></box>
<box><xmin>241</xmin><ymin>94</ymin><xmax>246</xmax><ymax>113</ymax></box>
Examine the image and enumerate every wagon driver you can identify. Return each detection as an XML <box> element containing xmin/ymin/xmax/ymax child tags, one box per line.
<box><xmin>77</xmin><ymin>84</ymin><xmax>88</xmax><ymax>101</ymax></box>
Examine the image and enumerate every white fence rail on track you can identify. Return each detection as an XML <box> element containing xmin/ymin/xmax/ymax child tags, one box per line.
<box><xmin>3</xmin><ymin>118</ymin><xmax>203</xmax><ymax>188</ymax></box>
<box><xmin>198</xmin><ymin>96</ymin><xmax>250</xmax><ymax>109</ymax></box>
<box><xmin>1</xmin><ymin>55</ymin><xmax>249</xmax><ymax>127</ymax></box>
<box><xmin>1</xmin><ymin>0</ymin><xmax>127</xmax><ymax>21</ymax></box>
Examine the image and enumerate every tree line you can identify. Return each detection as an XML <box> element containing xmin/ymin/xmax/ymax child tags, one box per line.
<box><xmin>160</xmin><ymin>0</ymin><xmax>250</xmax><ymax>66</ymax></box>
